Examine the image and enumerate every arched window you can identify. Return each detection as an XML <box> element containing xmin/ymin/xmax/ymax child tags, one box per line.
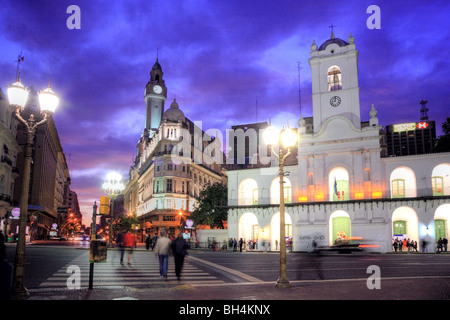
<box><xmin>327</xmin><ymin>66</ymin><xmax>342</xmax><ymax>91</ymax></box>
<box><xmin>390</xmin><ymin>167</ymin><xmax>416</xmax><ymax>198</ymax></box>
<box><xmin>238</xmin><ymin>178</ymin><xmax>259</xmax><ymax>205</ymax></box>
<box><xmin>270</xmin><ymin>177</ymin><xmax>292</xmax><ymax>204</ymax></box>
<box><xmin>329</xmin><ymin>167</ymin><xmax>349</xmax><ymax>201</ymax></box>
<box><xmin>431</xmin><ymin>164</ymin><xmax>450</xmax><ymax>196</ymax></box>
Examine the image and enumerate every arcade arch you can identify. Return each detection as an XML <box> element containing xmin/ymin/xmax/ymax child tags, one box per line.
<box><xmin>390</xmin><ymin>167</ymin><xmax>416</xmax><ymax>198</ymax></box>
<box><xmin>238</xmin><ymin>178</ymin><xmax>258</xmax><ymax>205</ymax></box>
<box><xmin>431</xmin><ymin>164</ymin><xmax>450</xmax><ymax>196</ymax></box>
<box><xmin>329</xmin><ymin>210</ymin><xmax>351</xmax><ymax>245</ymax></box>
<box><xmin>434</xmin><ymin>204</ymin><xmax>450</xmax><ymax>241</ymax></box>
<box><xmin>270</xmin><ymin>212</ymin><xmax>293</xmax><ymax>251</ymax></box>
<box><xmin>392</xmin><ymin>207</ymin><xmax>419</xmax><ymax>246</ymax></box>
<box><xmin>238</xmin><ymin>212</ymin><xmax>259</xmax><ymax>243</ymax></box>
<box><xmin>270</xmin><ymin>177</ymin><xmax>292</xmax><ymax>204</ymax></box>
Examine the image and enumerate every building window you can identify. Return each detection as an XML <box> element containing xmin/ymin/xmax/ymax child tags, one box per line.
<box><xmin>432</xmin><ymin>176</ymin><xmax>444</xmax><ymax>196</ymax></box>
<box><xmin>327</xmin><ymin>65</ymin><xmax>342</xmax><ymax>91</ymax></box>
<box><xmin>167</xmin><ymin>179</ymin><xmax>173</xmax><ymax>193</ymax></box>
<box><xmin>392</xmin><ymin>179</ymin><xmax>405</xmax><ymax>198</ymax></box>
<box><xmin>252</xmin><ymin>188</ymin><xmax>258</xmax><ymax>205</ymax></box>
<box><xmin>252</xmin><ymin>225</ymin><xmax>259</xmax><ymax>240</ymax></box>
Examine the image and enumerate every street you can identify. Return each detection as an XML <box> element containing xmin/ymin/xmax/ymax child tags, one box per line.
<box><xmin>4</xmin><ymin>241</ymin><xmax>450</xmax><ymax>295</ymax></box>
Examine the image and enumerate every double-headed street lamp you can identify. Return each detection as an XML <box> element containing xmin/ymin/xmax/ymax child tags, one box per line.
<box><xmin>264</xmin><ymin>125</ymin><xmax>297</xmax><ymax>289</ymax></box>
<box><xmin>102</xmin><ymin>171</ymin><xmax>125</xmax><ymax>248</ymax></box>
<box><xmin>8</xmin><ymin>75</ymin><xmax>59</xmax><ymax>299</ymax></box>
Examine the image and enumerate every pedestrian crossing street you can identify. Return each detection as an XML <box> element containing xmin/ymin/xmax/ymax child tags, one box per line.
<box><xmin>38</xmin><ymin>250</ymin><xmax>225</xmax><ymax>288</ymax></box>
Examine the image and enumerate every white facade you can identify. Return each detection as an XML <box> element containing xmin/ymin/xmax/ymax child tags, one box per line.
<box><xmin>227</xmin><ymin>33</ymin><xmax>450</xmax><ymax>252</ymax></box>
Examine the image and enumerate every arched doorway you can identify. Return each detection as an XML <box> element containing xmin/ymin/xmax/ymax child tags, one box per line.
<box><xmin>434</xmin><ymin>204</ymin><xmax>450</xmax><ymax>242</ymax></box>
<box><xmin>329</xmin><ymin>210</ymin><xmax>351</xmax><ymax>245</ymax></box>
<box><xmin>238</xmin><ymin>212</ymin><xmax>259</xmax><ymax>248</ymax></box>
<box><xmin>270</xmin><ymin>212</ymin><xmax>293</xmax><ymax>251</ymax></box>
<box><xmin>392</xmin><ymin>207</ymin><xmax>419</xmax><ymax>249</ymax></box>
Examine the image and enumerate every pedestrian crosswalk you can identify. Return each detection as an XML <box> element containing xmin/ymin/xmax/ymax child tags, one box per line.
<box><xmin>38</xmin><ymin>250</ymin><xmax>225</xmax><ymax>288</ymax></box>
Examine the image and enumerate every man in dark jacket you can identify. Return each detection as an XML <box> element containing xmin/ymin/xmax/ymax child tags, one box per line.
<box><xmin>171</xmin><ymin>233</ymin><xmax>190</xmax><ymax>281</ymax></box>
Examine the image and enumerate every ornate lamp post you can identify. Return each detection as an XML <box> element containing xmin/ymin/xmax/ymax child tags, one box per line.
<box><xmin>8</xmin><ymin>76</ymin><xmax>59</xmax><ymax>299</ymax></box>
<box><xmin>264</xmin><ymin>125</ymin><xmax>297</xmax><ymax>289</ymax></box>
<box><xmin>102</xmin><ymin>171</ymin><xmax>125</xmax><ymax>248</ymax></box>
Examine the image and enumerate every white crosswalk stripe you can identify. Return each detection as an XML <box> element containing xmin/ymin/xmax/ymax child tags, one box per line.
<box><xmin>38</xmin><ymin>250</ymin><xmax>225</xmax><ymax>288</ymax></box>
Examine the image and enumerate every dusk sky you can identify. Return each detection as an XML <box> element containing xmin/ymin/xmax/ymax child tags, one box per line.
<box><xmin>1</xmin><ymin>0</ymin><xmax>449</xmax><ymax>225</ymax></box>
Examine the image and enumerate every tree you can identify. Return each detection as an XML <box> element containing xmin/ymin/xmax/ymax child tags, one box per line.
<box><xmin>191</xmin><ymin>182</ymin><xmax>228</xmax><ymax>229</ymax></box>
<box><xmin>435</xmin><ymin>117</ymin><xmax>450</xmax><ymax>152</ymax></box>
<box><xmin>113</xmin><ymin>213</ymin><xmax>140</xmax><ymax>234</ymax></box>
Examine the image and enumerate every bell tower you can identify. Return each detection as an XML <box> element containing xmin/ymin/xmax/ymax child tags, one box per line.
<box><xmin>309</xmin><ymin>31</ymin><xmax>361</xmax><ymax>132</ymax></box>
<box><xmin>144</xmin><ymin>58</ymin><xmax>167</xmax><ymax>135</ymax></box>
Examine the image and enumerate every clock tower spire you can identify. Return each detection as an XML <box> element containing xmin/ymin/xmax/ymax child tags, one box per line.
<box><xmin>309</xmin><ymin>32</ymin><xmax>360</xmax><ymax>132</ymax></box>
<box><xmin>144</xmin><ymin>57</ymin><xmax>167</xmax><ymax>135</ymax></box>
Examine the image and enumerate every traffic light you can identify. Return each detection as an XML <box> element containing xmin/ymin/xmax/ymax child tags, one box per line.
<box><xmin>99</xmin><ymin>196</ymin><xmax>110</xmax><ymax>215</ymax></box>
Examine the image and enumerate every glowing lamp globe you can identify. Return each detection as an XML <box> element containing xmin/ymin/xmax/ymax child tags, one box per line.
<box><xmin>39</xmin><ymin>82</ymin><xmax>59</xmax><ymax>113</ymax></box>
<box><xmin>263</xmin><ymin>126</ymin><xmax>279</xmax><ymax>145</ymax></box>
<box><xmin>281</xmin><ymin>128</ymin><xmax>297</xmax><ymax>148</ymax></box>
<box><xmin>8</xmin><ymin>79</ymin><xmax>29</xmax><ymax>108</ymax></box>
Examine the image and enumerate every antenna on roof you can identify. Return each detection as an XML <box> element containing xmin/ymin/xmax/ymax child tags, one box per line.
<box><xmin>297</xmin><ymin>61</ymin><xmax>302</xmax><ymax>115</ymax></box>
<box><xmin>420</xmin><ymin>99</ymin><xmax>429</xmax><ymax>121</ymax></box>
<box><xmin>255</xmin><ymin>96</ymin><xmax>258</xmax><ymax>123</ymax></box>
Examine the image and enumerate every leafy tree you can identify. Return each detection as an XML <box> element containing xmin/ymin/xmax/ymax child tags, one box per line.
<box><xmin>113</xmin><ymin>214</ymin><xmax>140</xmax><ymax>234</ymax></box>
<box><xmin>435</xmin><ymin>117</ymin><xmax>450</xmax><ymax>152</ymax></box>
<box><xmin>191</xmin><ymin>182</ymin><xmax>228</xmax><ymax>229</ymax></box>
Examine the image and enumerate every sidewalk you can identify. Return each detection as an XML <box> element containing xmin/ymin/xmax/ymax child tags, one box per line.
<box><xmin>27</xmin><ymin>276</ymin><xmax>450</xmax><ymax>300</ymax></box>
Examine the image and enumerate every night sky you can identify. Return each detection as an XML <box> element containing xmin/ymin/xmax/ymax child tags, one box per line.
<box><xmin>1</xmin><ymin>0</ymin><xmax>449</xmax><ymax>225</ymax></box>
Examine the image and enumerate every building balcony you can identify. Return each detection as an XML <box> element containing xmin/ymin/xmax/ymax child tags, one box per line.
<box><xmin>1</xmin><ymin>155</ymin><xmax>13</xmax><ymax>167</ymax></box>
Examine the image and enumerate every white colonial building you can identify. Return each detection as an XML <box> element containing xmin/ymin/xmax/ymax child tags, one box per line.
<box><xmin>226</xmin><ymin>32</ymin><xmax>450</xmax><ymax>252</ymax></box>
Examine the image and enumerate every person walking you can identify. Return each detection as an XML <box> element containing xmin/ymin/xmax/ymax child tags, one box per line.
<box><xmin>443</xmin><ymin>237</ymin><xmax>448</xmax><ymax>252</ymax></box>
<box><xmin>171</xmin><ymin>233</ymin><xmax>190</xmax><ymax>281</ymax></box>
<box><xmin>239</xmin><ymin>238</ymin><xmax>243</xmax><ymax>252</ymax></box>
<box><xmin>116</xmin><ymin>230</ymin><xmax>125</xmax><ymax>264</ymax></box>
<box><xmin>145</xmin><ymin>235</ymin><xmax>151</xmax><ymax>250</ymax></box>
<box><xmin>154</xmin><ymin>230</ymin><xmax>172</xmax><ymax>280</ymax></box>
<box><xmin>393</xmin><ymin>238</ymin><xmax>398</xmax><ymax>252</ymax></box>
<box><xmin>123</xmin><ymin>231</ymin><xmax>136</xmax><ymax>265</ymax></box>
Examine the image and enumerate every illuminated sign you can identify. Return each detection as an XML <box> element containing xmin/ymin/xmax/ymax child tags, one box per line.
<box><xmin>393</xmin><ymin>122</ymin><xmax>429</xmax><ymax>132</ymax></box>
<box><xmin>417</xmin><ymin>122</ymin><xmax>428</xmax><ymax>129</ymax></box>
<box><xmin>393</xmin><ymin>123</ymin><xmax>416</xmax><ymax>133</ymax></box>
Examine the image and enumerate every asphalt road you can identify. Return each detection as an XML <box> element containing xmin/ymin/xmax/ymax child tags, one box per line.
<box><xmin>4</xmin><ymin>241</ymin><xmax>450</xmax><ymax>290</ymax></box>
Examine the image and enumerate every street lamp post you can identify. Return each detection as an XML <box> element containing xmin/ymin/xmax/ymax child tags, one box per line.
<box><xmin>264</xmin><ymin>125</ymin><xmax>297</xmax><ymax>289</ymax></box>
<box><xmin>102</xmin><ymin>172</ymin><xmax>125</xmax><ymax>248</ymax></box>
<box><xmin>8</xmin><ymin>76</ymin><xmax>59</xmax><ymax>299</ymax></box>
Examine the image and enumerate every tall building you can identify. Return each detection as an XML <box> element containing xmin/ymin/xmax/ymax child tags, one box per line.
<box><xmin>384</xmin><ymin>120</ymin><xmax>436</xmax><ymax>156</ymax></box>
<box><xmin>124</xmin><ymin>59</ymin><xmax>226</xmax><ymax>239</ymax></box>
<box><xmin>0</xmin><ymin>88</ymin><xmax>21</xmax><ymax>235</ymax></box>
<box><xmin>226</xmin><ymin>32</ymin><xmax>450</xmax><ymax>252</ymax></box>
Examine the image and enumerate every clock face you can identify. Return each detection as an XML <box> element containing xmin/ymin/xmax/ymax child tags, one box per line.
<box><xmin>330</xmin><ymin>96</ymin><xmax>341</xmax><ymax>107</ymax></box>
<box><xmin>153</xmin><ymin>85</ymin><xmax>162</xmax><ymax>94</ymax></box>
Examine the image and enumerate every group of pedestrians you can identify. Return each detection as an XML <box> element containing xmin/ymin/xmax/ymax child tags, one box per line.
<box><xmin>392</xmin><ymin>237</ymin><xmax>418</xmax><ymax>252</ymax></box>
<box><xmin>436</xmin><ymin>237</ymin><xmax>448</xmax><ymax>252</ymax></box>
<box><xmin>117</xmin><ymin>229</ymin><xmax>190</xmax><ymax>281</ymax></box>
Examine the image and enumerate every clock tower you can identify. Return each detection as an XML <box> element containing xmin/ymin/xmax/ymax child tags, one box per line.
<box><xmin>309</xmin><ymin>32</ymin><xmax>361</xmax><ymax>132</ymax></box>
<box><xmin>144</xmin><ymin>58</ymin><xmax>167</xmax><ymax>135</ymax></box>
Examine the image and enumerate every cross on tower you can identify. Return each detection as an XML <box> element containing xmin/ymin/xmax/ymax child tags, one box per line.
<box><xmin>329</xmin><ymin>24</ymin><xmax>336</xmax><ymax>38</ymax></box>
